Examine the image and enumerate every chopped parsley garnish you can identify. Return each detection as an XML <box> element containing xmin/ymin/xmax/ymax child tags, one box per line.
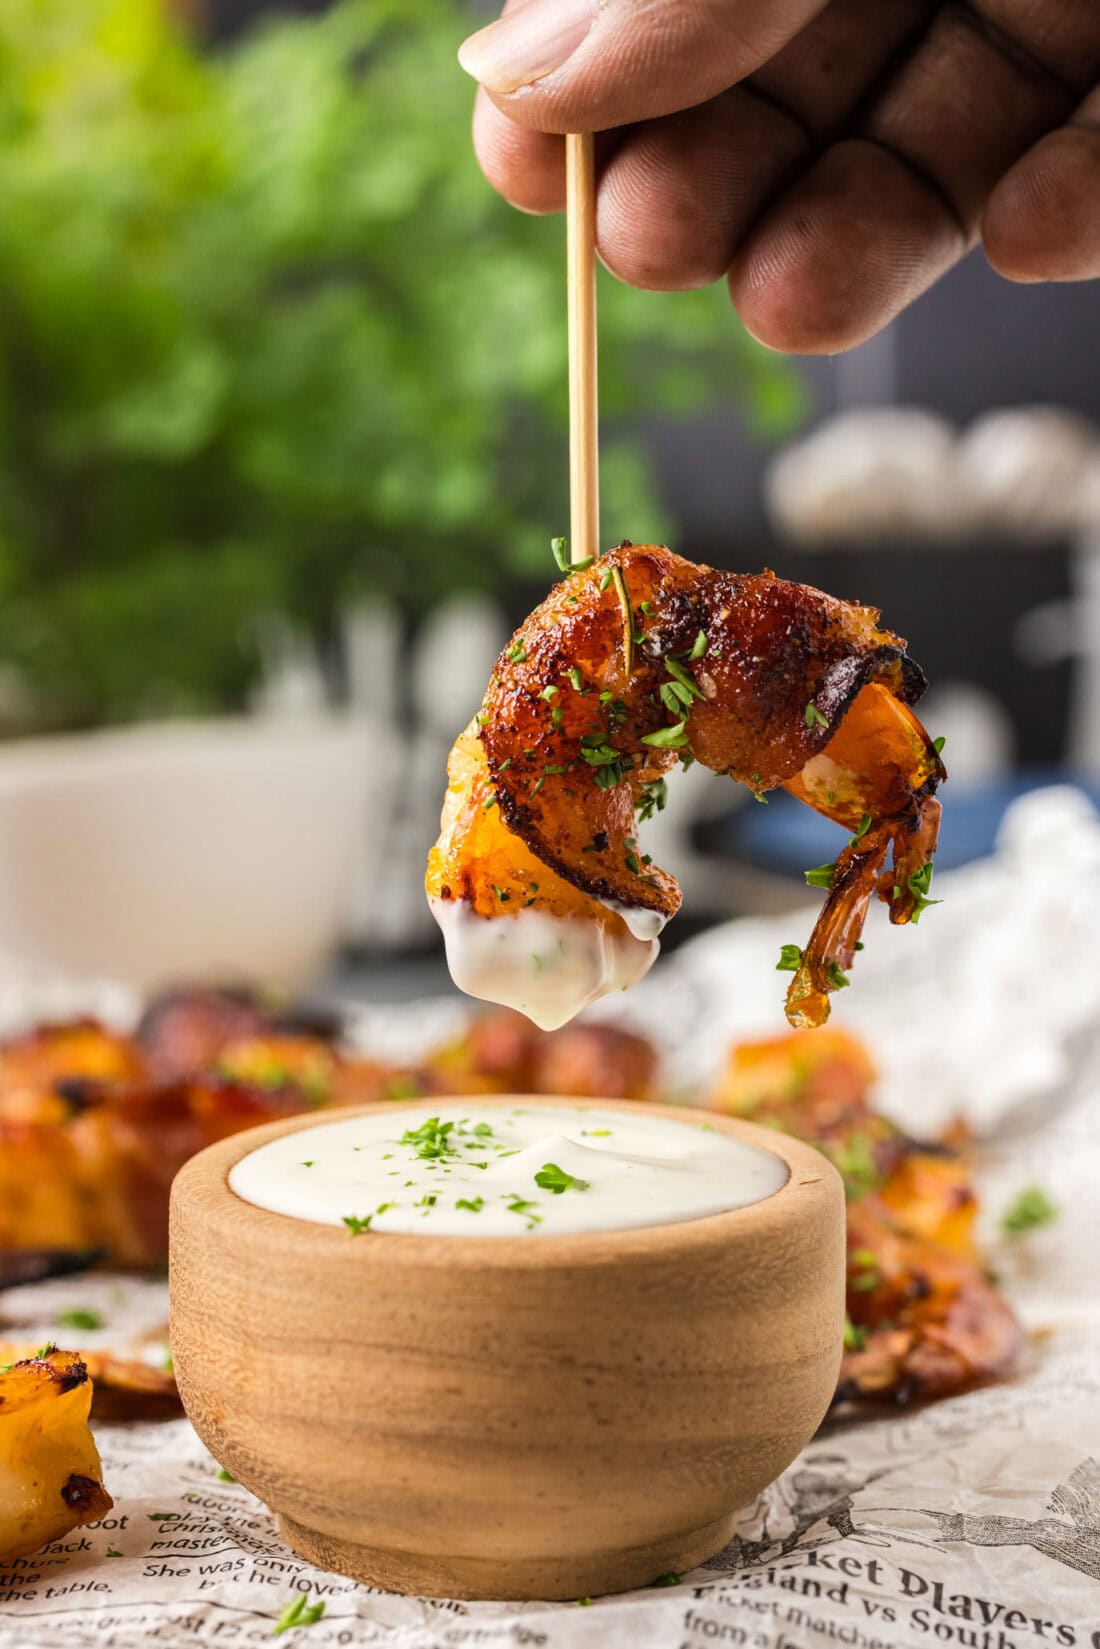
<box><xmin>804</xmin><ymin>862</ymin><xmax>835</xmax><ymax>889</ymax></box>
<box><xmin>273</xmin><ymin>1594</ymin><xmax>326</xmax><ymax>1635</ymax></box>
<box><xmin>664</xmin><ymin>656</ymin><xmax>703</xmax><ymax>701</ymax></box>
<box><xmin>594</xmin><ymin>760</ymin><xmax>629</xmax><ymax>791</ymax></box>
<box><xmin>491</xmin><ymin>884</ymin><xmax>511</xmax><ymax>903</ymax></box>
<box><xmin>456</xmin><ymin>1196</ymin><xmax>485</xmax><ymax>1213</ymax></box>
<box><xmin>217</xmin><ymin>1468</ymin><xmax>237</xmax><ymax>1483</ymax></box>
<box><xmin>508</xmin><ymin>642</ymin><xmax>527</xmax><ymax>663</ymax></box>
<box><xmin>56</xmin><ymin>1308</ymin><xmax>103</xmax><ymax>1332</ymax></box>
<box><xmin>843</xmin><ymin>1315</ymin><xmax>867</xmax><ymax>1353</ymax></box>
<box><xmin>625</xmin><ymin>851</ymin><xmax>642</xmax><ymax>875</ymax></box>
<box><xmin>534</xmin><ymin>1162</ymin><xmax>591</xmax><ymax>1195</ymax></box>
<box><xmin>1001</xmin><ymin>1185</ymin><xmax>1058</xmax><ymax>1237</ymax></box>
<box><xmin>776</xmin><ymin>943</ymin><xmax>803</xmax><ymax>972</ymax></box>
<box><xmin>829</xmin><ymin>1133</ymin><xmax>880</xmax><ymax>1201</ymax></box>
<box><xmin>933</xmin><ymin>735</ymin><xmax>946</xmax><ymax>754</ymax></box>
<box><xmin>610</xmin><ymin>564</ymin><xmax>634</xmax><ymax>676</ymax></box>
<box><xmin>551</xmin><ymin>536</ymin><xmax>594</xmax><ymax>577</ymax></box>
<box><xmin>342</xmin><ymin>1214</ymin><xmax>372</xmax><ymax>1235</ymax></box>
<box><xmin>375</xmin><ymin>1202</ymin><xmax>395</xmax><ymax>1215</ymax></box>
<box><xmin>579</xmin><ymin>733</ymin><xmax>619</xmax><ymax>765</ymax></box>
<box><xmin>635</xmin><ymin>777</ymin><xmax>668</xmax><ymax>822</ymax></box>
<box><xmin>579</xmin><ymin>731</ymin><xmax>630</xmax><ymax>790</ymax></box>
<box><xmin>505</xmin><ymin>1194</ymin><xmax>542</xmax><ymax>1229</ymax></box>
<box><xmin>906</xmin><ymin>862</ymin><xmax>940</xmax><ymax>921</ymax></box>
<box><xmin>400</xmin><ymin>1116</ymin><xmax>461</xmax><ymax>1160</ymax></box>
<box><xmin>804</xmin><ymin>703</ymin><xmax>830</xmax><ymax>730</ymax></box>
<box><xmin>641</xmin><ymin>720</ymin><xmax>691</xmax><ymax>750</ymax></box>
<box><xmin>380</xmin><ymin>1073</ymin><xmax>420</xmax><ymax>1102</ymax></box>
<box><xmin>689</xmin><ymin>630</ymin><xmax>708</xmax><ymax>660</ymax></box>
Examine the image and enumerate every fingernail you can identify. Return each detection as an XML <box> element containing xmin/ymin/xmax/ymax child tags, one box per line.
<box><xmin>458</xmin><ymin>0</ymin><xmax>597</xmax><ymax>95</ymax></box>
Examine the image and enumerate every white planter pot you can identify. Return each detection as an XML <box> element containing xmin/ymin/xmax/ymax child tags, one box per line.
<box><xmin>0</xmin><ymin>714</ymin><xmax>392</xmax><ymax>991</ymax></box>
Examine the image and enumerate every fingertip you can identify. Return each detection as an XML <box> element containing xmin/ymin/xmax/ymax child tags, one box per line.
<box><xmin>471</xmin><ymin>87</ymin><xmax>565</xmax><ymax>215</ymax></box>
<box><xmin>729</xmin><ymin>140</ymin><xmax>965</xmax><ymax>354</ymax></box>
<box><xmin>597</xmin><ymin>162</ymin><xmax>730</xmax><ymax>293</ymax></box>
<box><xmin>729</xmin><ymin>252</ymin><xmax>877</xmax><ymax>355</ymax></box>
<box><xmin>983</xmin><ymin>126</ymin><xmax>1100</xmax><ymax>284</ymax></box>
<box><xmin>596</xmin><ymin>93</ymin><xmax>806</xmax><ymax>295</ymax></box>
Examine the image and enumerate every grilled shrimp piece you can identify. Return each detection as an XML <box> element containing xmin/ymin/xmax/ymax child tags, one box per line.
<box><xmin>428</xmin><ymin>541</ymin><xmax>944</xmax><ymax>1029</ymax></box>
<box><xmin>0</xmin><ymin>1347</ymin><xmax>112</xmax><ymax>1561</ymax></box>
<box><xmin>836</xmin><ymin>1203</ymin><xmax>1023</xmax><ymax>1408</ymax></box>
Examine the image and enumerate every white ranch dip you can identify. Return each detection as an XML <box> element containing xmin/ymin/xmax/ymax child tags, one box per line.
<box><xmin>228</xmin><ymin>1104</ymin><xmax>787</xmax><ymax>1237</ymax></box>
<box><xmin>429</xmin><ymin>899</ymin><xmax>662</xmax><ymax>1031</ymax></box>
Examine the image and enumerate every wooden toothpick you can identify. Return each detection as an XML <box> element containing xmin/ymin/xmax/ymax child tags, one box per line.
<box><xmin>565</xmin><ymin>132</ymin><xmax>599</xmax><ymax>567</ymax></box>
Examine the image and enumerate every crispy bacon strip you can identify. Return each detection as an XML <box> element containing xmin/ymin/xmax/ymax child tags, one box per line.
<box><xmin>429</xmin><ymin>542</ymin><xmax>944</xmax><ymax>1027</ymax></box>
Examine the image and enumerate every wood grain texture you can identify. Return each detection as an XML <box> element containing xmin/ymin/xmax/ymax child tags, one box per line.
<box><xmin>169</xmin><ymin>1098</ymin><xmax>844</xmax><ymax>1601</ymax></box>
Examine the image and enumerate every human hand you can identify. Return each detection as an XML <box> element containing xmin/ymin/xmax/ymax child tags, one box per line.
<box><xmin>458</xmin><ymin>0</ymin><xmax>1100</xmax><ymax>353</ymax></box>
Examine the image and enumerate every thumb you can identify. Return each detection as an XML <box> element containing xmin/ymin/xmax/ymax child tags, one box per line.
<box><xmin>458</xmin><ymin>0</ymin><xmax>829</xmax><ymax>133</ymax></box>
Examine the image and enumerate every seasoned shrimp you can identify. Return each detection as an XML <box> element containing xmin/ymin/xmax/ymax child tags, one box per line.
<box><xmin>427</xmin><ymin>541</ymin><xmax>945</xmax><ymax>1029</ymax></box>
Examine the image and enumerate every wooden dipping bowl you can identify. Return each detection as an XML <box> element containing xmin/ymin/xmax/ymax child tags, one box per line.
<box><xmin>169</xmin><ymin>1097</ymin><xmax>844</xmax><ymax>1601</ymax></box>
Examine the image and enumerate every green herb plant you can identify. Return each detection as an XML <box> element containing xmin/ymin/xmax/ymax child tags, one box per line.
<box><xmin>0</xmin><ymin>0</ymin><xmax>803</xmax><ymax>733</ymax></box>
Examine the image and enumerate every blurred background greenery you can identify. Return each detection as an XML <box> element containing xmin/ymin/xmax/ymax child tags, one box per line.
<box><xmin>0</xmin><ymin>0</ymin><xmax>804</xmax><ymax>732</ymax></box>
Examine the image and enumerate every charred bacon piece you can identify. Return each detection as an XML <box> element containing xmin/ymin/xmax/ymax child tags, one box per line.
<box><xmin>0</xmin><ymin>1247</ymin><xmax>104</xmax><ymax>1292</ymax></box>
<box><xmin>136</xmin><ymin>986</ymin><xmax>345</xmax><ymax>1080</ymax></box>
<box><xmin>425</xmin><ymin>1011</ymin><xmax>657</xmax><ymax>1102</ymax></box>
